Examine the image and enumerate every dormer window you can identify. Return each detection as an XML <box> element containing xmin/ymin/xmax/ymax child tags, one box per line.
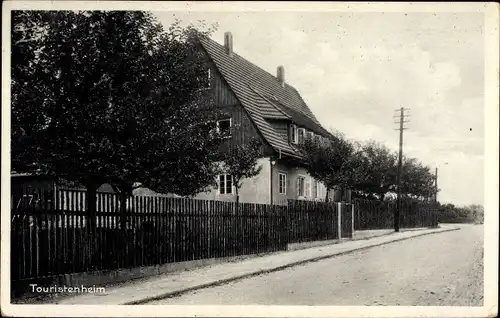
<box><xmin>216</xmin><ymin>118</ymin><xmax>232</xmax><ymax>138</ymax></box>
<box><xmin>290</xmin><ymin>124</ymin><xmax>298</xmax><ymax>144</ymax></box>
<box><xmin>307</xmin><ymin>131</ymin><xmax>314</xmax><ymax>141</ymax></box>
<box><xmin>297</xmin><ymin>128</ymin><xmax>305</xmax><ymax>144</ymax></box>
<box><xmin>314</xmin><ymin>134</ymin><xmax>321</xmax><ymax>144</ymax></box>
<box><xmin>323</xmin><ymin>138</ymin><xmax>332</xmax><ymax>147</ymax></box>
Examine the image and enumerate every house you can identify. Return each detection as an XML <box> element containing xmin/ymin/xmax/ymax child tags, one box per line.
<box><xmin>10</xmin><ymin>31</ymin><xmax>350</xmax><ymax>208</ymax></box>
<box><xmin>188</xmin><ymin>32</ymin><xmax>348</xmax><ymax>205</ymax></box>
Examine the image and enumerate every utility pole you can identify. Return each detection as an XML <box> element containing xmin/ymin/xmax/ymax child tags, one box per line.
<box><xmin>394</xmin><ymin>107</ymin><xmax>410</xmax><ymax>232</ymax></box>
<box><xmin>434</xmin><ymin>162</ymin><xmax>447</xmax><ymax>203</ymax></box>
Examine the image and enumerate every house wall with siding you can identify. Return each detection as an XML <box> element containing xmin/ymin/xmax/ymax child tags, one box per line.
<box><xmin>217</xmin><ymin>104</ymin><xmax>272</xmax><ymax>155</ymax></box>
<box><xmin>208</xmin><ymin>62</ymin><xmax>273</xmax><ymax>156</ymax></box>
<box><xmin>208</xmin><ymin>62</ymin><xmax>239</xmax><ymax>107</ymax></box>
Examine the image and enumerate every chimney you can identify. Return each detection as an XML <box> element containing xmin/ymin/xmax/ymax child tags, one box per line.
<box><xmin>224</xmin><ymin>32</ymin><xmax>233</xmax><ymax>57</ymax></box>
<box><xmin>277</xmin><ymin>65</ymin><xmax>285</xmax><ymax>87</ymax></box>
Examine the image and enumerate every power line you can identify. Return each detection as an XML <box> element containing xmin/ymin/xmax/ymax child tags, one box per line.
<box><xmin>393</xmin><ymin>107</ymin><xmax>410</xmax><ymax>232</ymax></box>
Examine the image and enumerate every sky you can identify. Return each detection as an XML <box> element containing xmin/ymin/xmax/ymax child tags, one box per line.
<box><xmin>154</xmin><ymin>10</ymin><xmax>485</xmax><ymax>206</ymax></box>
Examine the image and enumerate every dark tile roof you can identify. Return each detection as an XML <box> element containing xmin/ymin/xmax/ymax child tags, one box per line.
<box><xmin>263</xmin><ymin>95</ymin><xmax>331</xmax><ymax>136</ymax></box>
<box><xmin>198</xmin><ymin>35</ymin><xmax>330</xmax><ymax>158</ymax></box>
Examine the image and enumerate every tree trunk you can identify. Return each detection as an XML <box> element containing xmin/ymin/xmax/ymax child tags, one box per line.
<box><xmin>325</xmin><ymin>188</ymin><xmax>330</xmax><ymax>203</ymax></box>
<box><xmin>379</xmin><ymin>192</ymin><xmax>385</xmax><ymax>202</ymax></box>
<box><xmin>111</xmin><ymin>183</ymin><xmax>132</xmax><ymax>230</ymax></box>
<box><xmin>119</xmin><ymin>192</ymin><xmax>127</xmax><ymax>228</ymax></box>
<box><xmin>115</xmin><ymin>183</ymin><xmax>133</xmax><ymax>264</ymax></box>
<box><xmin>85</xmin><ymin>182</ymin><xmax>98</xmax><ymax>270</ymax></box>
<box><xmin>235</xmin><ymin>186</ymin><xmax>240</xmax><ymax>214</ymax></box>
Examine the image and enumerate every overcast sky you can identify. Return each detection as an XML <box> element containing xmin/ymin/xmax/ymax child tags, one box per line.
<box><xmin>155</xmin><ymin>11</ymin><xmax>484</xmax><ymax>206</ymax></box>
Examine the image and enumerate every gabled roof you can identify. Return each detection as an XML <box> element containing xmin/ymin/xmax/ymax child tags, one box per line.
<box><xmin>198</xmin><ymin>35</ymin><xmax>331</xmax><ymax>159</ymax></box>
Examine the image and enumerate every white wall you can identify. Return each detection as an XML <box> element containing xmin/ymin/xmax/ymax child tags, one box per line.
<box><xmin>272</xmin><ymin>161</ymin><xmax>330</xmax><ymax>206</ymax></box>
<box><xmin>191</xmin><ymin>157</ymin><xmax>272</xmax><ymax>204</ymax></box>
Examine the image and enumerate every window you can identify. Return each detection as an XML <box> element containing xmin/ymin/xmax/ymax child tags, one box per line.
<box><xmin>290</xmin><ymin>124</ymin><xmax>298</xmax><ymax>144</ymax></box>
<box><xmin>279</xmin><ymin>173</ymin><xmax>287</xmax><ymax>195</ymax></box>
<box><xmin>216</xmin><ymin>118</ymin><xmax>232</xmax><ymax>137</ymax></box>
<box><xmin>320</xmin><ymin>137</ymin><xmax>329</xmax><ymax>147</ymax></box>
<box><xmin>198</xmin><ymin>68</ymin><xmax>211</xmax><ymax>90</ymax></box>
<box><xmin>314</xmin><ymin>135</ymin><xmax>321</xmax><ymax>144</ymax></box>
<box><xmin>297</xmin><ymin>128</ymin><xmax>305</xmax><ymax>144</ymax></box>
<box><xmin>296</xmin><ymin>176</ymin><xmax>306</xmax><ymax>197</ymax></box>
<box><xmin>307</xmin><ymin>131</ymin><xmax>314</xmax><ymax>141</ymax></box>
<box><xmin>313</xmin><ymin>180</ymin><xmax>319</xmax><ymax>198</ymax></box>
<box><xmin>218</xmin><ymin>174</ymin><xmax>233</xmax><ymax>194</ymax></box>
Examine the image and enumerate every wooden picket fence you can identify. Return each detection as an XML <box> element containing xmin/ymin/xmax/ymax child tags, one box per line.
<box><xmin>11</xmin><ymin>189</ymin><xmax>289</xmax><ymax>283</ymax></box>
<box><xmin>10</xmin><ymin>188</ymin><xmax>437</xmax><ymax>286</ymax></box>
<box><xmin>287</xmin><ymin>200</ymin><xmax>339</xmax><ymax>243</ymax></box>
<box><xmin>353</xmin><ymin>198</ymin><xmax>438</xmax><ymax>230</ymax></box>
<box><xmin>287</xmin><ymin>200</ymin><xmax>354</xmax><ymax>243</ymax></box>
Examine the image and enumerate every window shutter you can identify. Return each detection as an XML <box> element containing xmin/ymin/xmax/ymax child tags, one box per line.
<box><xmin>298</xmin><ymin>129</ymin><xmax>305</xmax><ymax>144</ymax></box>
<box><xmin>305</xmin><ymin>177</ymin><xmax>310</xmax><ymax>197</ymax></box>
<box><xmin>283</xmin><ymin>174</ymin><xmax>287</xmax><ymax>195</ymax></box>
<box><xmin>296</xmin><ymin>177</ymin><xmax>300</xmax><ymax>197</ymax></box>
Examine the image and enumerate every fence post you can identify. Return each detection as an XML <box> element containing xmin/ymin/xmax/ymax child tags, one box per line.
<box><xmin>337</xmin><ymin>202</ymin><xmax>342</xmax><ymax>239</ymax></box>
<box><xmin>351</xmin><ymin>203</ymin><xmax>355</xmax><ymax>235</ymax></box>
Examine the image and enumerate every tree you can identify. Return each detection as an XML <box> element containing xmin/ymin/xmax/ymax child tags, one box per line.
<box><xmin>464</xmin><ymin>204</ymin><xmax>484</xmax><ymax>224</ymax></box>
<box><xmin>299</xmin><ymin>130</ymin><xmax>365</xmax><ymax>202</ymax></box>
<box><xmin>437</xmin><ymin>203</ymin><xmax>481</xmax><ymax>223</ymax></box>
<box><xmin>12</xmin><ymin>12</ymin><xmax>225</xmax><ymax>234</ymax></box>
<box><xmin>401</xmin><ymin>157</ymin><xmax>436</xmax><ymax>200</ymax></box>
<box><xmin>221</xmin><ymin>138</ymin><xmax>263</xmax><ymax>206</ymax></box>
<box><xmin>355</xmin><ymin>140</ymin><xmax>398</xmax><ymax>201</ymax></box>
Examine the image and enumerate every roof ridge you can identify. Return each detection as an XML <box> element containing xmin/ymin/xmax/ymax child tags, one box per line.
<box><xmin>202</xmin><ymin>36</ymin><xmax>293</xmax><ymax>88</ymax></box>
<box><xmin>289</xmin><ymin>87</ymin><xmax>321</xmax><ymax>124</ymax></box>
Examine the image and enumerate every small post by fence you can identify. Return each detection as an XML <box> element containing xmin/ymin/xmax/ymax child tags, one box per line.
<box><xmin>337</xmin><ymin>202</ymin><xmax>342</xmax><ymax>239</ymax></box>
<box><xmin>351</xmin><ymin>203</ymin><xmax>355</xmax><ymax>235</ymax></box>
